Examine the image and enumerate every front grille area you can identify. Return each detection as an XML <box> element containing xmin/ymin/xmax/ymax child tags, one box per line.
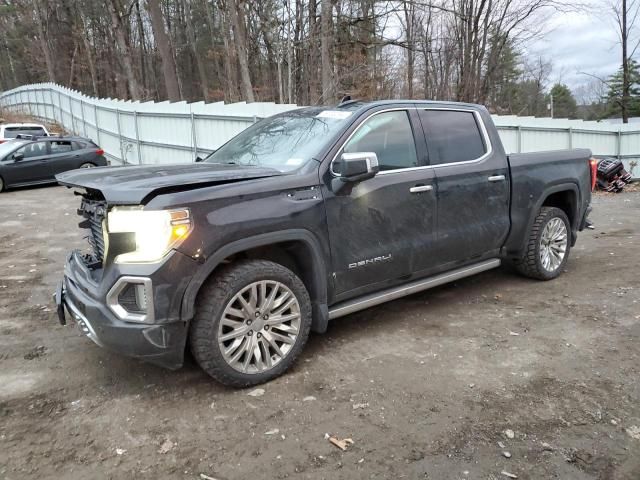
<box><xmin>78</xmin><ymin>197</ymin><xmax>107</xmax><ymax>268</ymax></box>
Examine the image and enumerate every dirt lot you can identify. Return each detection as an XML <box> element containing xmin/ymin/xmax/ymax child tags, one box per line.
<box><xmin>1</xmin><ymin>185</ymin><xmax>639</xmax><ymax>480</ymax></box>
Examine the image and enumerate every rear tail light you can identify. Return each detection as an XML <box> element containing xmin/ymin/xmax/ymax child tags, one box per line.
<box><xmin>589</xmin><ymin>158</ymin><xmax>598</xmax><ymax>191</ymax></box>
<box><xmin>95</xmin><ymin>149</ymin><xmax>104</xmax><ymax>156</ymax></box>
<box><xmin>0</xmin><ymin>140</ymin><xmax>5</xmax><ymax>144</ymax></box>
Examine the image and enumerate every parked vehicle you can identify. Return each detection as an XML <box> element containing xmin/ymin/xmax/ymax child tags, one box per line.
<box><xmin>0</xmin><ymin>136</ymin><xmax>107</xmax><ymax>192</ymax></box>
<box><xmin>0</xmin><ymin>123</ymin><xmax>50</xmax><ymax>143</ymax></box>
<box><xmin>55</xmin><ymin>100</ymin><xmax>594</xmax><ymax>387</ymax></box>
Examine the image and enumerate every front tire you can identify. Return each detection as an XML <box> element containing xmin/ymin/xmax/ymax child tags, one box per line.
<box><xmin>0</xmin><ymin>176</ymin><xmax>4</xmax><ymax>192</ymax></box>
<box><xmin>515</xmin><ymin>206</ymin><xmax>571</xmax><ymax>280</ymax></box>
<box><xmin>189</xmin><ymin>260</ymin><xmax>312</xmax><ymax>387</ymax></box>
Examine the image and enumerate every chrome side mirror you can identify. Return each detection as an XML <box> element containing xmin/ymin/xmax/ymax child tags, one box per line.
<box><xmin>333</xmin><ymin>152</ymin><xmax>379</xmax><ymax>182</ymax></box>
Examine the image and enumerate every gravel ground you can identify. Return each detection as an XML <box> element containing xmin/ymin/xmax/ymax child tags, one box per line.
<box><xmin>0</xmin><ymin>185</ymin><xmax>639</xmax><ymax>480</ymax></box>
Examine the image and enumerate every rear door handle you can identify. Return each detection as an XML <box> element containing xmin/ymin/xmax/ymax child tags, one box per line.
<box><xmin>409</xmin><ymin>185</ymin><xmax>433</xmax><ymax>193</ymax></box>
<box><xmin>488</xmin><ymin>175</ymin><xmax>506</xmax><ymax>182</ymax></box>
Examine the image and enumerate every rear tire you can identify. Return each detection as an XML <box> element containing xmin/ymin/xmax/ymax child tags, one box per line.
<box><xmin>79</xmin><ymin>163</ymin><xmax>96</xmax><ymax>169</ymax></box>
<box><xmin>189</xmin><ymin>260</ymin><xmax>312</xmax><ymax>387</ymax></box>
<box><xmin>514</xmin><ymin>206</ymin><xmax>571</xmax><ymax>280</ymax></box>
<box><xmin>0</xmin><ymin>176</ymin><xmax>4</xmax><ymax>192</ymax></box>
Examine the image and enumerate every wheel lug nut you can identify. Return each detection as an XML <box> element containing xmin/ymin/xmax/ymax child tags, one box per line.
<box><xmin>247</xmin><ymin>331</ymin><xmax>253</xmax><ymax>336</ymax></box>
<box><xmin>255</xmin><ymin>312</ymin><xmax>260</xmax><ymax>317</ymax></box>
<box><xmin>257</xmin><ymin>333</ymin><xmax>262</xmax><ymax>338</ymax></box>
<box><xmin>247</xmin><ymin>320</ymin><xmax>252</xmax><ymax>325</ymax></box>
<box><xmin>263</xmin><ymin>315</ymin><xmax>268</xmax><ymax>320</ymax></box>
<box><xmin>264</xmin><ymin>325</ymin><xmax>269</xmax><ymax>331</ymax></box>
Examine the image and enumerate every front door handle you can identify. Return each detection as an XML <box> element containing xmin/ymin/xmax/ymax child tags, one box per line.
<box><xmin>488</xmin><ymin>175</ymin><xmax>506</xmax><ymax>182</ymax></box>
<box><xmin>409</xmin><ymin>185</ymin><xmax>433</xmax><ymax>193</ymax></box>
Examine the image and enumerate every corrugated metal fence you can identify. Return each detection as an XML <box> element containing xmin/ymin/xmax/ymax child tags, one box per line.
<box><xmin>0</xmin><ymin>82</ymin><xmax>638</xmax><ymax>178</ymax></box>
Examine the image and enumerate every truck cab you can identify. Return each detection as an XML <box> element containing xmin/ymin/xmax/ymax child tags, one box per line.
<box><xmin>55</xmin><ymin>100</ymin><xmax>593</xmax><ymax>386</ymax></box>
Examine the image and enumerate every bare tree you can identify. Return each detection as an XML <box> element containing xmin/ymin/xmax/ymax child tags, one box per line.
<box><xmin>147</xmin><ymin>0</ymin><xmax>182</xmax><ymax>101</ymax></box>
<box><xmin>106</xmin><ymin>0</ymin><xmax>141</xmax><ymax>99</ymax></box>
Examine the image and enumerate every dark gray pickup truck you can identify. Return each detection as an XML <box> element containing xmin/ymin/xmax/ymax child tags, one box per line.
<box><xmin>55</xmin><ymin>100</ymin><xmax>595</xmax><ymax>386</ymax></box>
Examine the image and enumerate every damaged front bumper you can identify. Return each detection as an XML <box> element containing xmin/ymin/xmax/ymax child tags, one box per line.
<box><xmin>55</xmin><ymin>250</ymin><xmax>197</xmax><ymax>370</ymax></box>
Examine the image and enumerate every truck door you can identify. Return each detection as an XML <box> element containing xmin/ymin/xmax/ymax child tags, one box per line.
<box><xmin>322</xmin><ymin>109</ymin><xmax>437</xmax><ymax>300</ymax></box>
<box><xmin>418</xmin><ymin>108</ymin><xmax>510</xmax><ymax>266</ymax></box>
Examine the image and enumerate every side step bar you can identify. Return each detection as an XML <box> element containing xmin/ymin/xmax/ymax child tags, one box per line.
<box><xmin>328</xmin><ymin>259</ymin><xmax>501</xmax><ymax>320</ymax></box>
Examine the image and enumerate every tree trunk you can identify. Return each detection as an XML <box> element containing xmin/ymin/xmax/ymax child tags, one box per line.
<box><xmin>227</xmin><ymin>0</ymin><xmax>255</xmax><ymax>102</ymax></box>
<box><xmin>320</xmin><ymin>0</ymin><xmax>333</xmax><ymax>104</ymax></box>
<box><xmin>308</xmin><ymin>0</ymin><xmax>320</xmax><ymax>104</ymax></box>
<box><xmin>182</xmin><ymin>0</ymin><xmax>209</xmax><ymax>100</ymax></box>
<box><xmin>31</xmin><ymin>0</ymin><xmax>56</xmax><ymax>83</ymax></box>
<box><xmin>78</xmin><ymin>9</ymin><xmax>99</xmax><ymax>97</ymax></box>
<box><xmin>106</xmin><ymin>0</ymin><xmax>141</xmax><ymax>100</ymax></box>
<box><xmin>146</xmin><ymin>0</ymin><xmax>182</xmax><ymax>101</ymax></box>
<box><xmin>622</xmin><ymin>0</ymin><xmax>629</xmax><ymax>123</ymax></box>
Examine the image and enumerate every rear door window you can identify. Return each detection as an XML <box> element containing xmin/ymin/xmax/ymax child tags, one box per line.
<box><xmin>419</xmin><ymin>110</ymin><xmax>487</xmax><ymax>165</ymax></box>
<box><xmin>50</xmin><ymin>140</ymin><xmax>73</xmax><ymax>154</ymax></box>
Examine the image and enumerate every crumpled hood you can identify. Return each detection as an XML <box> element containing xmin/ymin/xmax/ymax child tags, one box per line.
<box><xmin>56</xmin><ymin>163</ymin><xmax>283</xmax><ymax>204</ymax></box>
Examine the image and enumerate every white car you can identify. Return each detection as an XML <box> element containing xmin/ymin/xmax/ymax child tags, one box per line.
<box><xmin>0</xmin><ymin>123</ymin><xmax>50</xmax><ymax>144</ymax></box>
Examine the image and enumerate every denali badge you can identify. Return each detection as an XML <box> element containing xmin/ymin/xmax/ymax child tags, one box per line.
<box><xmin>349</xmin><ymin>254</ymin><xmax>392</xmax><ymax>269</ymax></box>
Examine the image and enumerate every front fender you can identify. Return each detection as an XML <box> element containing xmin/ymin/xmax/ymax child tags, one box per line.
<box><xmin>179</xmin><ymin>229</ymin><xmax>330</xmax><ymax>333</ymax></box>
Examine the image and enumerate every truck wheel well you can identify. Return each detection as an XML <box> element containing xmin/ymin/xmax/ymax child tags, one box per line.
<box><xmin>206</xmin><ymin>241</ymin><xmax>319</xmax><ymax>306</ymax></box>
<box><xmin>542</xmin><ymin>190</ymin><xmax>576</xmax><ymax>228</ymax></box>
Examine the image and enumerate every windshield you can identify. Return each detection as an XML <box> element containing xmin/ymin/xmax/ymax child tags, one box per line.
<box><xmin>204</xmin><ymin>109</ymin><xmax>353</xmax><ymax>171</ymax></box>
<box><xmin>0</xmin><ymin>140</ymin><xmax>26</xmax><ymax>158</ymax></box>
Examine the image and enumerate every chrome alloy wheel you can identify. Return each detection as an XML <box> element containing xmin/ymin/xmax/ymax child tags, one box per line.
<box><xmin>539</xmin><ymin>217</ymin><xmax>568</xmax><ymax>272</ymax></box>
<box><xmin>218</xmin><ymin>280</ymin><xmax>301</xmax><ymax>374</ymax></box>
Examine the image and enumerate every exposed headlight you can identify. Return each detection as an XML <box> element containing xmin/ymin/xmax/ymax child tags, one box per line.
<box><xmin>107</xmin><ymin>207</ymin><xmax>192</xmax><ymax>263</ymax></box>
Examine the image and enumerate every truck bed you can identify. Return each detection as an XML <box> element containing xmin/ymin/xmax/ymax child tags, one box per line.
<box><xmin>504</xmin><ymin>148</ymin><xmax>593</xmax><ymax>256</ymax></box>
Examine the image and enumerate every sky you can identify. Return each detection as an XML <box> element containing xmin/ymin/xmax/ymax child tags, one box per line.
<box><xmin>527</xmin><ymin>1</ymin><xmax>624</xmax><ymax>99</ymax></box>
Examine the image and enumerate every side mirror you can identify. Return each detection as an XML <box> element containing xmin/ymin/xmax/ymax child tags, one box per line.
<box><xmin>333</xmin><ymin>152</ymin><xmax>379</xmax><ymax>182</ymax></box>
<box><xmin>13</xmin><ymin>152</ymin><xmax>24</xmax><ymax>162</ymax></box>
<box><xmin>195</xmin><ymin>156</ymin><xmax>204</xmax><ymax>163</ymax></box>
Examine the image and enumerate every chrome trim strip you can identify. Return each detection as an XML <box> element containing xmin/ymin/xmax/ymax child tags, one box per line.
<box><xmin>65</xmin><ymin>294</ymin><xmax>104</xmax><ymax>347</ymax></box>
<box><xmin>488</xmin><ymin>175</ymin><xmax>506</xmax><ymax>182</ymax></box>
<box><xmin>106</xmin><ymin>276</ymin><xmax>155</xmax><ymax>324</ymax></box>
<box><xmin>328</xmin><ymin>259</ymin><xmax>501</xmax><ymax>320</ymax></box>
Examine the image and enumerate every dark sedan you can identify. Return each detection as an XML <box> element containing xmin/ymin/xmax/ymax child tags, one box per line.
<box><xmin>0</xmin><ymin>136</ymin><xmax>107</xmax><ymax>192</ymax></box>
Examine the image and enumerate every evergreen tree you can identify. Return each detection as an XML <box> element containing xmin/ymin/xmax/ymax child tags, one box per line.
<box><xmin>602</xmin><ymin>60</ymin><xmax>640</xmax><ymax>119</ymax></box>
<box><xmin>549</xmin><ymin>83</ymin><xmax>577</xmax><ymax>119</ymax></box>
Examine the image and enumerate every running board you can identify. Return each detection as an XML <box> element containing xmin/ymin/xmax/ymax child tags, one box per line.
<box><xmin>328</xmin><ymin>259</ymin><xmax>501</xmax><ymax>320</ymax></box>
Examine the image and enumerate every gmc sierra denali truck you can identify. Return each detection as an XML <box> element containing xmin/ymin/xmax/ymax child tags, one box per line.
<box><xmin>54</xmin><ymin>100</ymin><xmax>595</xmax><ymax>387</ymax></box>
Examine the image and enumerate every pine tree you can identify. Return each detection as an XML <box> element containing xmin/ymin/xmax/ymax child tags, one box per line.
<box><xmin>549</xmin><ymin>83</ymin><xmax>577</xmax><ymax>119</ymax></box>
<box><xmin>603</xmin><ymin>60</ymin><xmax>640</xmax><ymax>119</ymax></box>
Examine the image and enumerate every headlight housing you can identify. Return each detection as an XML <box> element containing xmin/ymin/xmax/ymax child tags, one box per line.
<box><xmin>107</xmin><ymin>207</ymin><xmax>192</xmax><ymax>263</ymax></box>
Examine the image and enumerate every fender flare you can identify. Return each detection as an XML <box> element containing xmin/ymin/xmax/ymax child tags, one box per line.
<box><xmin>520</xmin><ymin>182</ymin><xmax>580</xmax><ymax>252</ymax></box>
<box><xmin>180</xmin><ymin>229</ymin><xmax>330</xmax><ymax>333</ymax></box>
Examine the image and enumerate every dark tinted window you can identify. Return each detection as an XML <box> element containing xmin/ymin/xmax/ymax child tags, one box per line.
<box><xmin>343</xmin><ymin>110</ymin><xmax>418</xmax><ymax>171</ymax></box>
<box><xmin>72</xmin><ymin>141</ymin><xmax>86</xmax><ymax>150</ymax></box>
<box><xmin>419</xmin><ymin>110</ymin><xmax>486</xmax><ymax>165</ymax></box>
<box><xmin>50</xmin><ymin>140</ymin><xmax>73</xmax><ymax>153</ymax></box>
<box><xmin>5</xmin><ymin>127</ymin><xmax>47</xmax><ymax>138</ymax></box>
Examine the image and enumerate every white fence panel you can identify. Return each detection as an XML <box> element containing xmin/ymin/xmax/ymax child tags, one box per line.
<box><xmin>1</xmin><ymin>83</ymin><xmax>638</xmax><ymax>178</ymax></box>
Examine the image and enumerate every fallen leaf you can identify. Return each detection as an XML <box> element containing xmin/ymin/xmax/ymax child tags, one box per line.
<box><xmin>328</xmin><ymin>435</ymin><xmax>354</xmax><ymax>451</ymax></box>
<box><xmin>158</xmin><ymin>439</ymin><xmax>175</xmax><ymax>454</ymax></box>
<box><xmin>247</xmin><ymin>388</ymin><xmax>265</xmax><ymax>397</ymax></box>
